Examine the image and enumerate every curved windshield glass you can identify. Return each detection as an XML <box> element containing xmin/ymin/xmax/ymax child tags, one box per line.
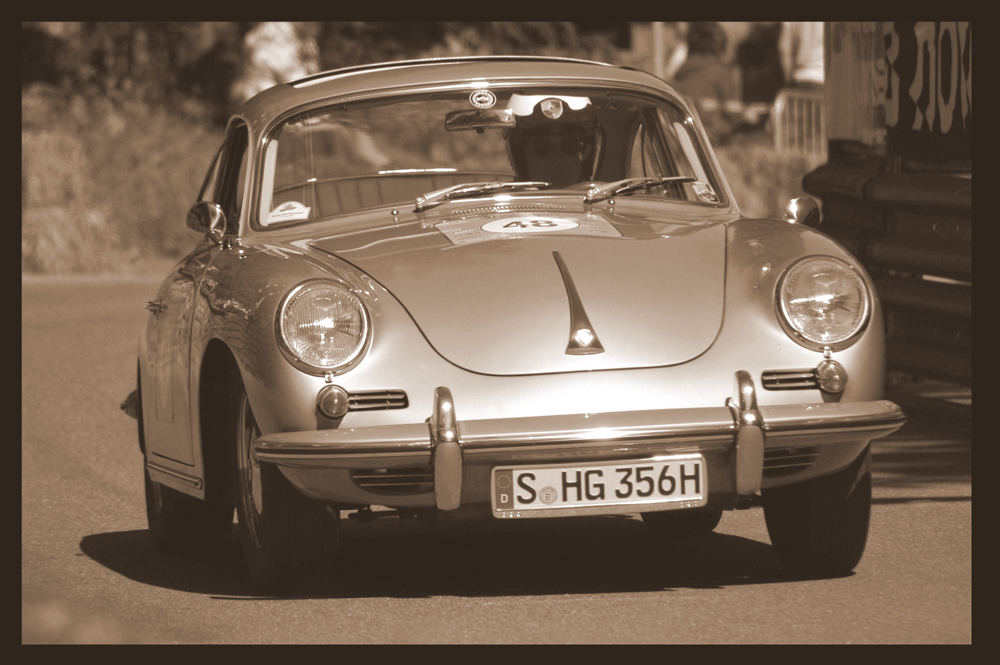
<box><xmin>258</xmin><ymin>86</ymin><xmax>726</xmax><ymax>226</ymax></box>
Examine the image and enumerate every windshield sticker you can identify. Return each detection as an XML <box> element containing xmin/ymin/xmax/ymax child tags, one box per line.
<box><xmin>469</xmin><ymin>89</ymin><xmax>497</xmax><ymax>109</ymax></box>
<box><xmin>436</xmin><ymin>214</ymin><xmax>621</xmax><ymax>246</ymax></box>
<box><xmin>268</xmin><ymin>200</ymin><xmax>312</xmax><ymax>223</ymax></box>
<box><xmin>691</xmin><ymin>182</ymin><xmax>720</xmax><ymax>204</ymax></box>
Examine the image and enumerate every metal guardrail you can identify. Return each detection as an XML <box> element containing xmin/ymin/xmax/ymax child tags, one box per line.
<box><xmin>803</xmin><ymin>166</ymin><xmax>971</xmax><ymax>386</ymax></box>
<box><xmin>772</xmin><ymin>87</ymin><xmax>826</xmax><ymax>158</ymax></box>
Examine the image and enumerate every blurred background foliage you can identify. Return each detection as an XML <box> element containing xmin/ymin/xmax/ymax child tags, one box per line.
<box><xmin>22</xmin><ymin>21</ymin><xmax>816</xmax><ymax>274</ymax></box>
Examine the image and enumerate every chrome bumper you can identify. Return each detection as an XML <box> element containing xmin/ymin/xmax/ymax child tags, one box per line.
<box><xmin>255</xmin><ymin>371</ymin><xmax>905</xmax><ymax>510</ymax></box>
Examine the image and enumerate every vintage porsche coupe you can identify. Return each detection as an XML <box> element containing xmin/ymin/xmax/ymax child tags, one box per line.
<box><xmin>125</xmin><ymin>56</ymin><xmax>905</xmax><ymax>592</ymax></box>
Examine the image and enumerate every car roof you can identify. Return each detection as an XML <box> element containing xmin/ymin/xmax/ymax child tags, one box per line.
<box><xmin>238</xmin><ymin>56</ymin><xmax>683</xmax><ymax>134</ymax></box>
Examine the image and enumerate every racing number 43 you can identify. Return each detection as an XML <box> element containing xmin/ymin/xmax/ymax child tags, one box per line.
<box><xmin>504</xmin><ymin>219</ymin><xmax>558</xmax><ymax>229</ymax></box>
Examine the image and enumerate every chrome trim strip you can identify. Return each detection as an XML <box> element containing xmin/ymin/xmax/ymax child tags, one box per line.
<box><xmin>255</xmin><ymin>452</ymin><xmax>430</xmax><ymax>467</ymax></box>
<box><xmin>764</xmin><ymin>461</ymin><xmax>817</xmax><ymax>470</ymax></box>
<box><xmin>352</xmin><ymin>470</ymin><xmax>433</xmax><ymax>477</ymax></box>
<box><xmin>430</xmin><ymin>387</ymin><xmax>462</xmax><ymax>510</ymax></box>
<box><xmin>462</xmin><ymin>429</ymin><xmax>735</xmax><ymax>451</ymax></box>
<box><xmin>289</xmin><ymin>55</ymin><xmax>617</xmax><ymax>88</ymax></box>
<box><xmin>146</xmin><ymin>461</ymin><xmax>203</xmax><ymax>490</ymax></box>
<box><xmin>760</xmin><ymin>401</ymin><xmax>905</xmax><ymax>433</ymax></box>
<box><xmin>552</xmin><ymin>251</ymin><xmax>605</xmax><ymax>355</ymax></box>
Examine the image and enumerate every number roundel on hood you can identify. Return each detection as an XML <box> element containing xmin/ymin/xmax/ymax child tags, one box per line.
<box><xmin>481</xmin><ymin>216</ymin><xmax>580</xmax><ymax>234</ymax></box>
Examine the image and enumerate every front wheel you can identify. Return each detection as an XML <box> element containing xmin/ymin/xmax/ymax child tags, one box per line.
<box><xmin>762</xmin><ymin>445</ymin><xmax>872</xmax><ymax>576</ymax></box>
<box><xmin>144</xmin><ymin>469</ymin><xmax>234</xmax><ymax>554</ymax></box>
<box><xmin>139</xmin><ymin>369</ymin><xmax>233</xmax><ymax>554</ymax></box>
<box><xmin>233</xmin><ymin>386</ymin><xmax>336</xmax><ymax>593</ymax></box>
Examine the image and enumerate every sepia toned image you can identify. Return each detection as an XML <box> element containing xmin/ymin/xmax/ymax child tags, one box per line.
<box><xmin>22</xmin><ymin>21</ymin><xmax>970</xmax><ymax>644</ymax></box>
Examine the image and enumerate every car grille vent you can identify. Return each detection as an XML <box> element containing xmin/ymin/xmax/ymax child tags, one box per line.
<box><xmin>761</xmin><ymin>369</ymin><xmax>819</xmax><ymax>390</ymax></box>
<box><xmin>348</xmin><ymin>390</ymin><xmax>408</xmax><ymax>411</ymax></box>
<box><xmin>350</xmin><ymin>467</ymin><xmax>434</xmax><ymax>495</ymax></box>
<box><xmin>763</xmin><ymin>446</ymin><xmax>820</xmax><ymax>477</ymax></box>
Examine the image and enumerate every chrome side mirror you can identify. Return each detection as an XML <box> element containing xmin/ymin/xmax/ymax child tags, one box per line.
<box><xmin>782</xmin><ymin>197</ymin><xmax>821</xmax><ymax>228</ymax></box>
<box><xmin>186</xmin><ymin>201</ymin><xmax>227</xmax><ymax>243</ymax></box>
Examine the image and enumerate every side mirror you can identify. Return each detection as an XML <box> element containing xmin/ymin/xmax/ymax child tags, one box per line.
<box><xmin>186</xmin><ymin>201</ymin><xmax>227</xmax><ymax>243</ymax></box>
<box><xmin>782</xmin><ymin>197</ymin><xmax>821</xmax><ymax>228</ymax></box>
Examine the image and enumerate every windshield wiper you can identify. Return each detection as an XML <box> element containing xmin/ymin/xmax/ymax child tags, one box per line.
<box><xmin>414</xmin><ymin>180</ymin><xmax>550</xmax><ymax>212</ymax></box>
<box><xmin>583</xmin><ymin>176</ymin><xmax>696</xmax><ymax>204</ymax></box>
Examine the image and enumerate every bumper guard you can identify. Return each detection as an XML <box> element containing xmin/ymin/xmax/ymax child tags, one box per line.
<box><xmin>255</xmin><ymin>370</ymin><xmax>905</xmax><ymax>511</ymax></box>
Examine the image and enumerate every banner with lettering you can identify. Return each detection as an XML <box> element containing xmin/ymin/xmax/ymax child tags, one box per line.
<box><xmin>883</xmin><ymin>21</ymin><xmax>971</xmax><ymax>164</ymax></box>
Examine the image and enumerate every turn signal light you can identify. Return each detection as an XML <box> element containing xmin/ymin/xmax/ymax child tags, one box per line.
<box><xmin>317</xmin><ymin>385</ymin><xmax>350</xmax><ymax>418</ymax></box>
<box><xmin>815</xmin><ymin>359</ymin><xmax>848</xmax><ymax>394</ymax></box>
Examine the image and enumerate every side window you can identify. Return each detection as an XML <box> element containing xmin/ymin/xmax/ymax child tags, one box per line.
<box><xmin>197</xmin><ymin>143</ymin><xmax>225</xmax><ymax>203</ymax></box>
<box><xmin>233</xmin><ymin>136</ymin><xmax>249</xmax><ymax>219</ymax></box>
<box><xmin>216</xmin><ymin>124</ymin><xmax>249</xmax><ymax>227</ymax></box>
<box><xmin>628</xmin><ymin>123</ymin><xmax>666</xmax><ymax>178</ymax></box>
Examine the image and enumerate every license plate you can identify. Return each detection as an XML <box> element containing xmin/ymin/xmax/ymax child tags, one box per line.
<box><xmin>491</xmin><ymin>454</ymin><xmax>707</xmax><ymax>518</ymax></box>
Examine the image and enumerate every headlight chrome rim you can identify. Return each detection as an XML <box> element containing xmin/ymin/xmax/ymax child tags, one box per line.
<box><xmin>775</xmin><ymin>255</ymin><xmax>872</xmax><ymax>352</ymax></box>
<box><xmin>275</xmin><ymin>278</ymin><xmax>372</xmax><ymax>376</ymax></box>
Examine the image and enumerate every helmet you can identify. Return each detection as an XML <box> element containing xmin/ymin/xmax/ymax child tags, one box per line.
<box><xmin>504</xmin><ymin>94</ymin><xmax>601</xmax><ymax>188</ymax></box>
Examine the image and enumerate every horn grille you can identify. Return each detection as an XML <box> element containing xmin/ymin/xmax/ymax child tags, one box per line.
<box><xmin>350</xmin><ymin>466</ymin><xmax>434</xmax><ymax>495</ymax></box>
<box><xmin>763</xmin><ymin>446</ymin><xmax>820</xmax><ymax>477</ymax></box>
<box><xmin>348</xmin><ymin>390</ymin><xmax>408</xmax><ymax>411</ymax></box>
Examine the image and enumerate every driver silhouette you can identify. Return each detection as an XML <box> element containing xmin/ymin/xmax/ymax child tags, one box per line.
<box><xmin>504</xmin><ymin>96</ymin><xmax>601</xmax><ymax>188</ymax></box>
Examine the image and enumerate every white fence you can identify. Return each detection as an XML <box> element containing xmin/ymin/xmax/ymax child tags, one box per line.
<box><xmin>772</xmin><ymin>87</ymin><xmax>826</xmax><ymax>158</ymax></box>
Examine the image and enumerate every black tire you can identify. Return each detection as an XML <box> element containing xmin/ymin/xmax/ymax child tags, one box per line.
<box><xmin>640</xmin><ymin>506</ymin><xmax>723</xmax><ymax>537</ymax></box>
<box><xmin>138</xmin><ymin>371</ymin><xmax>234</xmax><ymax>554</ymax></box>
<box><xmin>144</xmin><ymin>469</ymin><xmax>234</xmax><ymax>554</ymax></box>
<box><xmin>233</xmin><ymin>384</ymin><xmax>337</xmax><ymax>594</ymax></box>
<box><xmin>762</xmin><ymin>445</ymin><xmax>872</xmax><ymax>576</ymax></box>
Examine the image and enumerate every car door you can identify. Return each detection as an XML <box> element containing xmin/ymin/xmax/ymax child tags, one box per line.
<box><xmin>145</xmin><ymin>123</ymin><xmax>249</xmax><ymax>467</ymax></box>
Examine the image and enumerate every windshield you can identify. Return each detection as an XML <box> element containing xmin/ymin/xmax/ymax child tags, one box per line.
<box><xmin>258</xmin><ymin>85</ymin><xmax>726</xmax><ymax>227</ymax></box>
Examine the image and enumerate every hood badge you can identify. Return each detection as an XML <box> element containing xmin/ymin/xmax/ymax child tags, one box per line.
<box><xmin>552</xmin><ymin>251</ymin><xmax>605</xmax><ymax>355</ymax></box>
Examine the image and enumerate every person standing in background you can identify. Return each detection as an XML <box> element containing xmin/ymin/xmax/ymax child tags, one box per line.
<box><xmin>671</xmin><ymin>22</ymin><xmax>741</xmax><ymax>144</ymax></box>
<box><xmin>737</xmin><ymin>22</ymin><xmax>785</xmax><ymax>106</ymax></box>
<box><xmin>779</xmin><ymin>21</ymin><xmax>824</xmax><ymax>87</ymax></box>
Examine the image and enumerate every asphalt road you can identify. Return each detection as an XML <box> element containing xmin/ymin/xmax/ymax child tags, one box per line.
<box><xmin>21</xmin><ymin>270</ymin><xmax>972</xmax><ymax>644</ymax></box>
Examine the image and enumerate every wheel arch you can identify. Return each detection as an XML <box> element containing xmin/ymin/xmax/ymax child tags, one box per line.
<box><xmin>198</xmin><ymin>337</ymin><xmax>244</xmax><ymax>505</ymax></box>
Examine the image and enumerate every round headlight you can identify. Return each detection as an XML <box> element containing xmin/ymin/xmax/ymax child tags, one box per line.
<box><xmin>277</xmin><ymin>280</ymin><xmax>370</xmax><ymax>373</ymax></box>
<box><xmin>777</xmin><ymin>256</ymin><xmax>871</xmax><ymax>350</ymax></box>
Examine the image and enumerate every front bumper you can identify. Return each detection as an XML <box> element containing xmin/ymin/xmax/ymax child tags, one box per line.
<box><xmin>255</xmin><ymin>371</ymin><xmax>905</xmax><ymax>514</ymax></box>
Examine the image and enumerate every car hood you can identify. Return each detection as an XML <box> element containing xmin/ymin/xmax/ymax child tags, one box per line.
<box><xmin>308</xmin><ymin>207</ymin><xmax>726</xmax><ymax>375</ymax></box>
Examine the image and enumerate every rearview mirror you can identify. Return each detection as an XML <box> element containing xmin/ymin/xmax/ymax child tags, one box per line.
<box><xmin>444</xmin><ymin>108</ymin><xmax>515</xmax><ymax>131</ymax></box>
<box><xmin>782</xmin><ymin>197</ymin><xmax>821</xmax><ymax>228</ymax></box>
<box><xmin>186</xmin><ymin>201</ymin><xmax>227</xmax><ymax>243</ymax></box>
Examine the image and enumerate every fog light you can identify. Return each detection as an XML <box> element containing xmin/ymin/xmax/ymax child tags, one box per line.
<box><xmin>317</xmin><ymin>385</ymin><xmax>350</xmax><ymax>418</ymax></box>
<box><xmin>815</xmin><ymin>359</ymin><xmax>848</xmax><ymax>394</ymax></box>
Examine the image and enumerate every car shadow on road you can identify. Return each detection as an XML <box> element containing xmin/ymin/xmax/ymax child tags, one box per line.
<box><xmin>79</xmin><ymin>513</ymin><xmax>826</xmax><ymax>600</ymax></box>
